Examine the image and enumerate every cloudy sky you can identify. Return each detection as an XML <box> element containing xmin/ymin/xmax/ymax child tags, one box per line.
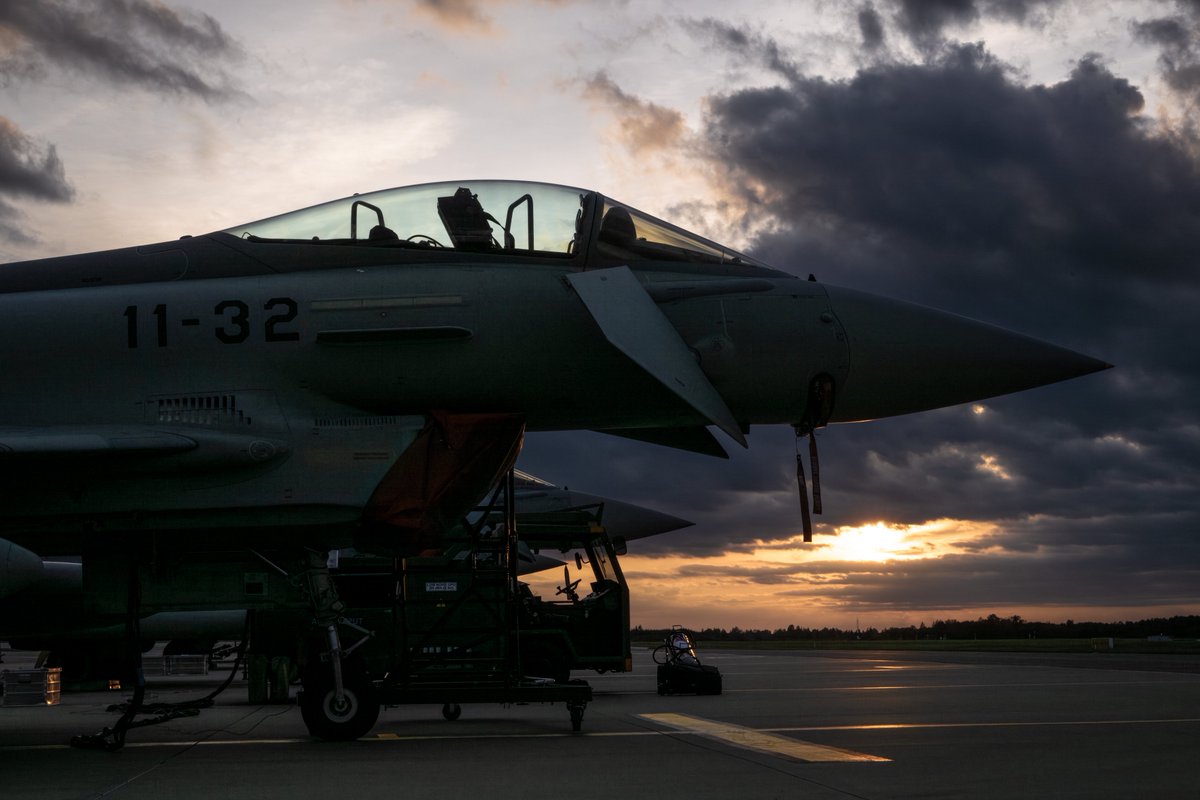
<box><xmin>3</xmin><ymin>0</ymin><xmax>1198</xmax><ymax>631</ymax></box>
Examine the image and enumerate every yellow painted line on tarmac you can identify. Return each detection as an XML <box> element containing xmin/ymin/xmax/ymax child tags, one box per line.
<box><xmin>639</xmin><ymin>712</ymin><xmax>890</xmax><ymax>763</ymax></box>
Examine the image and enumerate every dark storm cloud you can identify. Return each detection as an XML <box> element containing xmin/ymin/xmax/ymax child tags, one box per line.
<box><xmin>0</xmin><ymin>115</ymin><xmax>73</xmax><ymax>245</ymax></box>
<box><xmin>699</xmin><ymin>37</ymin><xmax>1200</xmax><ymax>495</ymax></box>
<box><xmin>705</xmin><ymin>46</ymin><xmax>1200</xmax><ymax>295</ymax></box>
<box><xmin>1132</xmin><ymin>8</ymin><xmax>1200</xmax><ymax>100</ymax></box>
<box><xmin>700</xmin><ymin>36</ymin><xmax>1198</xmax><ymax>613</ymax></box>
<box><xmin>0</xmin><ymin>117</ymin><xmax>72</xmax><ymax>203</ymax></box>
<box><xmin>781</xmin><ymin>549</ymin><xmax>1200</xmax><ymax>612</ymax></box>
<box><xmin>0</xmin><ymin>0</ymin><xmax>243</xmax><ymax>100</ymax></box>
<box><xmin>527</xmin><ymin>22</ymin><xmax>1200</xmax><ymax>620</ymax></box>
<box><xmin>669</xmin><ymin>506</ymin><xmax>1200</xmax><ymax>611</ymax></box>
<box><xmin>858</xmin><ymin>5</ymin><xmax>886</xmax><ymax>51</ymax></box>
<box><xmin>0</xmin><ymin>0</ymin><xmax>243</xmax><ymax>246</ymax></box>
<box><xmin>636</xmin><ymin>517</ymin><xmax>1200</xmax><ymax>613</ymax></box>
<box><xmin>890</xmin><ymin>0</ymin><xmax>1061</xmax><ymax>47</ymax></box>
<box><xmin>1134</xmin><ymin>16</ymin><xmax>1191</xmax><ymax>50</ymax></box>
<box><xmin>824</xmin><ymin>383</ymin><xmax>1199</xmax><ymax>526</ymax></box>
<box><xmin>681</xmin><ymin>18</ymin><xmax>804</xmax><ymax>85</ymax></box>
<box><xmin>893</xmin><ymin>0</ymin><xmax>981</xmax><ymax>44</ymax></box>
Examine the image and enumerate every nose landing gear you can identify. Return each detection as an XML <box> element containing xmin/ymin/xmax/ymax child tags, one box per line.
<box><xmin>299</xmin><ymin>656</ymin><xmax>379</xmax><ymax>741</ymax></box>
<box><xmin>297</xmin><ymin>549</ymin><xmax>378</xmax><ymax>741</ymax></box>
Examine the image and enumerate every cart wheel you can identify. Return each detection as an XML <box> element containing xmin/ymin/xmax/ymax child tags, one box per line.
<box><xmin>568</xmin><ymin>702</ymin><xmax>585</xmax><ymax>732</ymax></box>
<box><xmin>442</xmin><ymin>703</ymin><xmax>462</xmax><ymax>721</ymax></box>
<box><xmin>299</xmin><ymin>660</ymin><xmax>380</xmax><ymax>741</ymax></box>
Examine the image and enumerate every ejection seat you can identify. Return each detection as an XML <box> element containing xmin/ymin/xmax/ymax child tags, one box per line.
<box><xmin>596</xmin><ymin>206</ymin><xmax>640</xmax><ymax>261</ymax></box>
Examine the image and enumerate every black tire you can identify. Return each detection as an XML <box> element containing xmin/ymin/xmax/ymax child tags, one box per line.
<box><xmin>299</xmin><ymin>661</ymin><xmax>380</xmax><ymax>741</ymax></box>
<box><xmin>442</xmin><ymin>703</ymin><xmax>462</xmax><ymax>721</ymax></box>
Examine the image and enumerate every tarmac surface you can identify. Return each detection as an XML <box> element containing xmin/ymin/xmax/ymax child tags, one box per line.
<box><xmin>2</xmin><ymin>645</ymin><xmax>1199</xmax><ymax>799</ymax></box>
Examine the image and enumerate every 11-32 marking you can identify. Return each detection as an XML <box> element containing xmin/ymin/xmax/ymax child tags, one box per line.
<box><xmin>124</xmin><ymin>298</ymin><xmax>299</xmax><ymax>348</ymax></box>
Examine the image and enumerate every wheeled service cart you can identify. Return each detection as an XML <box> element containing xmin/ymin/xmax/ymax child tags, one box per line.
<box><xmin>653</xmin><ymin>627</ymin><xmax>722</xmax><ymax>695</ymax></box>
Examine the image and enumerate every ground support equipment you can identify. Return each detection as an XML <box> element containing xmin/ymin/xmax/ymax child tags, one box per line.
<box><xmin>653</xmin><ymin>627</ymin><xmax>722</xmax><ymax>695</ymax></box>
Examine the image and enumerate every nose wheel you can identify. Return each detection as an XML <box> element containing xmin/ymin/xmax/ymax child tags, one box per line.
<box><xmin>299</xmin><ymin>658</ymin><xmax>379</xmax><ymax>741</ymax></box>
<box><xmin>295</xmin><ymin>549</ymin><xmax>380</xmax><ymax>741</ymax></box>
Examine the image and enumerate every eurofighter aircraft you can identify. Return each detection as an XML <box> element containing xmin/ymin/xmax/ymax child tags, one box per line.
<box><xmin>0</xmin><ymin>179</ymin><xmax>1108</xmax><ymax>742</ymax></box>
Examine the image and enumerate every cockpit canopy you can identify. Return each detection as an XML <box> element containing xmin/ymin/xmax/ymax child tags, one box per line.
<box><xmin>222</xmin><ymin>179</ymin><xmax>773</xmax><ymax>271</ymax></box>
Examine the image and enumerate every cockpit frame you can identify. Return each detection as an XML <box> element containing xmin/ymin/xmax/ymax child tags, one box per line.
<box><xmin>220</xmin><ymin>179</ymin><xmax>782</xmax><ymax>278</ymax></box>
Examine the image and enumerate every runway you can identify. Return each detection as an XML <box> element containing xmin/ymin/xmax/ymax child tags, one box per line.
<box><xmin>2</xmin><ymin>646</ymin><xmax>1199</xmax><ymax>799</ymax></box>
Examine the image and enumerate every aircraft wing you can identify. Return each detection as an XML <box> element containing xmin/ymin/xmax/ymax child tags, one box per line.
<box><xmin>595</xmin><ymin>426</ymin><xmax>729</xmax><ymax>458</ymax></box>
<box><xmin>567</xmin><ymin>267</ymin><xmax>748</xmax><ymax>448</ymax></box>
<box><xmin>0</xmin><ymin>426</ymin><xmax>289</xmax><ymax>467</ymax></box>
<box><xmin>0</xmin><ymin>427</ymin><xmax>196</xmax><ymax>457</ymax></box>
<box><xmin>517</xmin><ymin>541</ymin><xmax>566</xmax><ymax>574</ymax></box>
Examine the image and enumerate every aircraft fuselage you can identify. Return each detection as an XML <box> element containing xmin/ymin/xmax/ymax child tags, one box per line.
<box><xmin>0</xmin><ymin>239</ymin><xmax>841</xmax><ymax>553</ymax></box>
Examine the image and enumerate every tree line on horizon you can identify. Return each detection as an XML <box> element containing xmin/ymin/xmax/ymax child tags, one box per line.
<box><xmin>633</xmin><ymin>614</ymin><xmax>1200</xmax><ymax>642</ymax></box>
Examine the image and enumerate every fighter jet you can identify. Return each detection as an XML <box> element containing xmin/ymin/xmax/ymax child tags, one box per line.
<box><xmin>0</xmin><ymin>179</ymin><xmax>1107</xmax><ymax>741</ymax></box>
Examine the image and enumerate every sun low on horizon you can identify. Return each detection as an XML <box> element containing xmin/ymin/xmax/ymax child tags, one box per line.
<box><xmin>523</xmin><ymin>516</ymin><xmax>1014</xmax><ymax>631</ymax></box>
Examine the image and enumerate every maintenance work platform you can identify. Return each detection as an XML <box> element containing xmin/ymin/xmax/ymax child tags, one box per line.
<box><xmin>258</xmin><ymin>475</ymin><xmax>636</xmax><ymax>739</ymax></box>
<box><xmin>5</xmin><ymin>469</ymin><xmax>661</xmax><ymax>745</ymax></box>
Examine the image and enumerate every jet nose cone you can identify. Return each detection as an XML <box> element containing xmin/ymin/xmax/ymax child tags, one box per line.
<box><xmin>824</xmin><ymin>286</ymin><xmax>1111</xmax><ymax>423</ymax></box>
<box><xmin>607</xmin><ymin>502</ymin><xmax>695</xmax><ymax>541</ymax></box>
<box><xmin>568</xmin><ymin>493</ymin><xmax>694</xmax><ymax>541</ymax></box>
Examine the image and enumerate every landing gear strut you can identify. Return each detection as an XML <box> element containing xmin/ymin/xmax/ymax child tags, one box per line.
<box><xmin>297</xmin><ymin>549</ymin><xmax>378</xmax><ymax>740</ymax></box>
<box><xmin>69</xmin><ymin>556</ymin><xmax>145</xmax><ymax>751</ymax></box>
